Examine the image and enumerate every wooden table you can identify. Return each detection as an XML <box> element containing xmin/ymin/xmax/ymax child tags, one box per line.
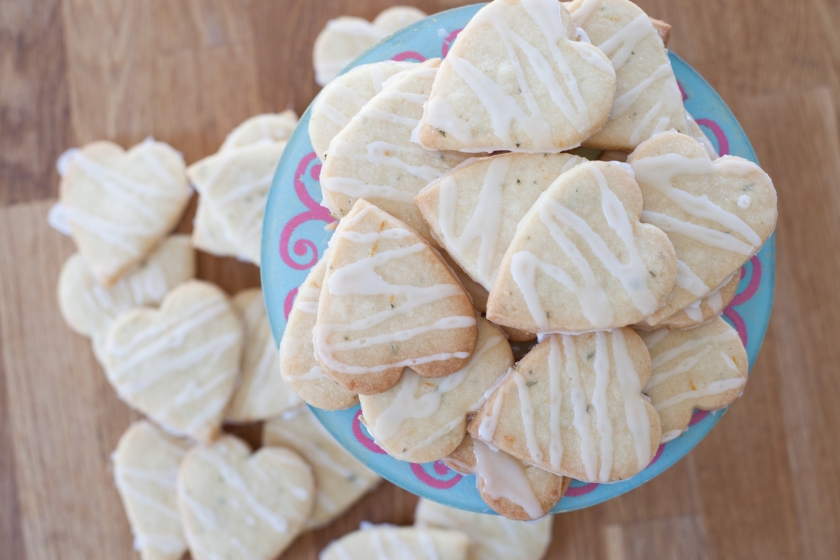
<box><xmin>2</xmin><ymin>1</ymin><xmax>839</xmax><ymax>558</ymax></box>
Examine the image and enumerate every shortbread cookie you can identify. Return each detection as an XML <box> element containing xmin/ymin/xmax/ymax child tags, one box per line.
<box><xmin>58</xmin><ymin>235</ymin><xmax>195</xmax><ymax>358</ymax></box>
<box><xmin>314</xmin><ymin>200</ymin><xmax>478</xmax><ymax>394</ymax></box>
<box><xmin>628</xmin><ymin>131</ymin><xmax>777</xmax><ymax>326</ymax></box>
<box><xmin>488</xmin><ymin>160</ymin><xmax>677</xmax><ymax>333</ymax></box>
<box><xmin>441</xmin><ymin>249</ymin><xmax>490</xmax><ymax>314</ymax></box>
<box><xmin>636</xmin><ymin>271</ymin><xmax>739</xmax><ymax>331</ymax></box>
<box><xmin>60</xmin><ymin>139</ymin><xmax>192</xmax><ymax>285</ymax></box>
<box><xmin>445</xmin><ymin>435</ymin><xmax>568</xmax><ymax>520</ymax></box>
<box><xmin>310</xmin><ymin>60</ymin><xmax>417</xmax><ymax>160</ymax></box>
<box><xmin>415</xmin><ymin>497</ymin><xmax>553</xmax><ymax>560</ymax></box>
<box><xmin>417</xmin><ymin>0</ymin><xmax>615</xmax><ymax>153</ymax></box>
<box><xmin>416</xmin><ymin>152</ymin><xmax>585</xmax><ymax>291</ymax></box>
<box><xmin>319</xmin><ymin>59</ymin><xmax>469</xmax><ymax>241</ymax></box>
<box><xmin>568</xmin><ymin>0</ymin><xmax>687</xmax><ymax>150</ymax></box>
<box><xmin>280</xmin><ymin>255</ymin><xmax>360</xmax><ymax>410</ymax></box>
<box><xmin>113</xmin><ymin>421</ymin><xmax>192</xmax><ymax>560</ymax></box>
<box><xmin>178</xmin><ymin>435</ymin><xmax>314</xmax><ymax>560</ymax></box>
<box><xmin>359</xmin><ymin>318</ymin><xmax>512</xmax><ymax>463</ymax></box>
<box><xmin>190</xmin><ymin>198</ymin><xmax>245</xmax><ymax>259</ymax></box>
<box><xmin>372</xmin><ymin>6</ymin><xmax>427</xmax><ymax>34</ymax></box>
<box><xmin>321</xmin><ymin>526</ymin><xmax>470</xmax><ymax>560</ymax></box>
<box><xmin>219</xmin><ymin>111</ymin><xmax>299</xmax><ymax>152</ymax></box>
<box><xmin>469</xmin><ymin>329</ymin><xmax>661</xmax><ymax>482</ymax></box>
<box><xmin>263</xmin><ymin>406</ymin><xmax>380</xmax><ymax>528</ymax></box>
<box><xmin>188</xmin><ymin>141</ymin><xmax>286</xmax><ymax>266</ymax></box>
<box><xmin>101</xmin><ymin>281</ymin><xmax>242</xmax><ymax>441</ymax></box>
<box><xmin>225</xmin><ymin>289</ymin><xmax>301</xmax><ymax>423</ymax></box>
<box><xmin>641</xmin><ymin>318</ymin><xmax>748</xmax><ymax>442</ymax></box>
<box><xmin>686</xmin><ymin>111</ymin><xmax>719</xmax><ymax>159</ymax></box>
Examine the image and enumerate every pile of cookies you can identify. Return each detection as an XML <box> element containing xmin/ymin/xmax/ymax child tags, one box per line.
<box><xmin>297</xmin><ymin>0</ymin><xmax>777</xmax><ymax>522</ymax></box>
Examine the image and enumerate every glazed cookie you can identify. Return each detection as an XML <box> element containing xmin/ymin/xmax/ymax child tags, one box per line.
<box><xmin>686</xmin><ymin>111</ymin><xmax>719</xmax><ymax>159</ymax></box>
<box><xmin>415</xmin><ymin>497</ymin><xmax>553</xmax><ymax>560</ymax></box>
<box><xmin>487</xmin><ymin>160</ymin><xmax>677</xmax><ymax>333</ymax></box>
<box><xmin>641</xmin><ymin>318</ymin><xmax>748</xmax><ymax>442</ymax></box>
<box><xmin>441</xmin><ymin>249</ymin><xmax>490</xmax><ymax>314</ymax></box>
<box><xmin>178</xmin><ymin>435</ymin><xmax>314</xmax><ymax>560</ymax></box>
<box><xmin>359</xmin><ymin>318</ymin><xmax>513</xmax><ymax>463</ymax></box>
<box><xmin>469</xmin><ymin>329</ymin><xmax>661</xmax><ymax>482</ymax></box>
<box><xmin>225</xmin><ymin>288</ymin><xmax>301</xmax><ymax>423</ymax></box>
<box><xmin>101</xmin><ymin>281</ymin><xmax>242</xmax><ymax>441</ymax></box>
<box><xmin>191</xmin><ymin>198</ymin><xmax>245</xmax><ymax>259</ymax></box>
<box><xmin>219</xmin><ymin>111</ymin><xmax>298</xmax><ymax>152</ymax></box>
<box><xmin>628</xmin><ymin>131</ymin><xmax>777</xmax><ymax>326</ymax></box>
<box><xmin>310</xmin><ymin>60</ymin><xmax>417</xmax><ymax>160</ymax></box>
<box><xmin>59</xmin><ymin>139</ymin><xmax>191</xmax><ymax>285</ymax></box>
<box><xmin>636</xmin><ymin>271</ymin><xmax>739</xmax><ymax>331</ymax></box>
<box><xmin>321</xmin><ymin>526</ymin><xmax>470</xmax><ymax>560</ymax></box>
<box><xmin>417</xmin><ymin>0</ymin><xmax>616</xmax><ymax>153</ymax></box>
<box><xmin>319</xmin><ymin>59</ymin><xmax>469</xmax><ymax>241</ymax></box>
<box><xmin>263</xmin><ymin>406</ymin><xmax>380</xmax><ymax>529</ymax></box>
<box><xmin>58</xmin><ymin>234</ymin><xmax>195</xmax><ymax>359</ymax></box>
<box><xmin>416</xmin><ymin>152</ymin><xmax>585</xmax><ymax>291</ymax></box>
<box><xmin>313</xmin><ymin>8</ymin><xmax>427</xmax><ymax>86</ymax></box>
<box><xmin>188</xmin><ymin>141</ymin><xmax>286</xmax><ymax>266</ymax></box>
<box><xmin>314</xmin><ymin>200</ymin><xmax>478</xmax><ymax>394</ymax></box>
<box><xmin>568</xmin><ymin>0</ymin><xmax>688</xmax><ymax>151</ymax></box>
<box><xmin>444</xmin><ymin>435</ymin><xmax>568</xmax><ymax>520</ymax></box>
<box><xmin>280</xmin><ymin>255</ymin><xmax>360</xmax><ymax>410</ymax></box>
<box><xmin>113</xmin><ymin>421</ymin><xmax>192</xmax><ymax>560</ymax></box>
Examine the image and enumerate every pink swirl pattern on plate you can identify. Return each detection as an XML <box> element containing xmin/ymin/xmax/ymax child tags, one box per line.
<box><xmin>724</xmin><ymin>256</ymin><xmax>763</xmax><ymax>347</ymax></box>
<box><xmin>279</xmin><ymin>152</ymin><xmax>333</xmax><ymax>270</ymax></box>
<box><xmin>411</xmin><ymin>461</ymin><xmax>463</xmax><ymax>489</ymax></box>
<box><xmin>352</xmin><ymin>409</ymin><xmax>387</xmax><ymax>455</ymax></box>
<box><xmin>392</xmin><ymin>51</ymin><xmax>426</xmax><ymax>62</ymax></box>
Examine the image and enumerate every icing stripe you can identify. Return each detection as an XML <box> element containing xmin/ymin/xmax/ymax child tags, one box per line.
<box><xmin>592</xmin><ymin>332</ymin><xmax>614</xmax><ymax>481</ymax></box>
<box><xmin>654</xmin><ymin>377</ymin><xmax>746</xmax><ymax>411</ymax></box>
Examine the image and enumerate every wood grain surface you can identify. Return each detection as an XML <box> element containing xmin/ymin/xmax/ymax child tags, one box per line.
<box><xmin>1</xmin><ymin>1</ymin><xmax>838</xmax><ymax>559</ymax></box>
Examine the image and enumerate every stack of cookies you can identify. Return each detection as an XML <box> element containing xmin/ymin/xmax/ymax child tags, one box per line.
<box><xmin>298</xmin><ymin>0</ymin><xmax>777</xmax><ymax>523</ymax></box>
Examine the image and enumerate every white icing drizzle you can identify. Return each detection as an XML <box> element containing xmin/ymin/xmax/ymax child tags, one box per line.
<box><xmin>611</xmin><ymin>329</ymin><xmax>652</xmax><ymax>471</ymax></box>
<box><xmin>48</xmin><ymin>202</ymin><xmax>72</xmax><ymax>235</ymax></box>
<box><xmin>611</xmin><ymin>64</ymin><xmax>675</xmax><ymax>119</ymax></box>
<box><xmin>472</xmin><ymin>439</ymin><xmax>544</xmax><ymax>519</ymax></box>
<box><xmin>660</xmin><ymin>429</ymin><xmax>683</xmax><ymax>443</ymax></box>
<box><xmin>738</xmin><ymin>194</ymin><xmax>752</xmax><ymax>209</ymax></box>
<box><xmin>318</xmin><ymin>101</ymin><xmax>351</xmax><ymax>127</ymax></box>
<box><xmin>676</xmin><ymin>260</ymin><xmax>711</xmax><ymax>297</ymax></box>
<box><xmin>641</xmin><ymin>328</ymin><xmax>669</xmax><ymax>349</ymax></box>
<box><xmin>654</xmin><ymin>377</ymin><xmax>747</xmax><ymax>411</ymax></box>
<box><xmin>359</xmin><ymin>105</ymin><xmax>420</xmax><ymax>128</ymax></box>
<box><xmin>597</xmin><ymin>13</ymin><xmax>655</xmax><ymax>70</ymax></box>
<box><xmin>424</xmin><ymin>96</ymin><xmax>474</xmax><ymax>144</ymax></box>
<box><xmin>321</xmin><ymin>177</ymin><xmax>416</xmax><ymax>203</ymax></box>
<box><xmin>641</xmin><ymin>211</ymin><xmax>755</xmax><ymax>255</ymax></box>
<box><xmin>547</xmin><ymin>335</ymin><xmax>564</xmax><ymax>471</ymax></box>
<box><xmin>630</xmin><ymin>100</ymin><xmax>669</xmax><ymax>146</ymax></box>
<box><xmin>513</xmin><ymin>370</ymin><xmax>543</xmax><ymax>464</ymax></box>
<box><xmin>477</xmin><ymin>381</ymin><xmax>507</xmax><ymax>441</ymax></box>
<box><xmin>563</xmin><ymin>334</ymin><xmax>598</xmax><ymax>481</ymax></box>
<box><xmin>645</xmin><ymin>330</ymin><xmax>740</xmax><ymax>391</ymax></box>
<box><xmin>57</xmin><ymin>147</ymin><xmax>80</xmax><ymax>176</ymax></box>
<box><xmin>592</xmin><ymin>332</ymin><xmax>614</xmax><ymax>481</ymax></box>
<box><xmin>570</xmin><ymin>0</ymin><xmax>601</xmax><ymax>26</ymax></box>
<box><xmin>369</xmin><ymin>64</ymin><xmax>387</xmax><ymax>93</ymax></box>
<box><xmin>329</xmin><ymin>140</ymin><xmax>444</xmax><ymax>182</ymax></box>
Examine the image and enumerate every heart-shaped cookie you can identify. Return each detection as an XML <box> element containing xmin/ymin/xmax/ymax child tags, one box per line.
<box><xmin>640</xmin><ymin>318</ymin><xmax>748</xmax><ymax>442</ymax></box>
<box><xmin>60</xmin><ymin>139</ymin><xmax>191</xmax><ymax>285</ymax></box>
<box><xmin>313</xmin><ymin>8</ymin><xmax>427</xmax><ymax>86</ymax></box>
<box><xmin>188</xmin><ymin>141</ymin><xmax>286</xmax><ymax>266</ymax></box>
<box><xmin>219</xmin><ymin>111</ymin><xmax>298</xmax><ymax>153</ymax></box>
<box><xmin>178</xmin><ymin>435</ymin><xmax>314</xmax><ymax>560</ymax></box>
<box><xmin>416</xmin><ymin>152</ymin><xmax>584</xmax><ymax>291</ymax></box>
<box><xmin>417</xmin><ymin>0</ymin><xmax>616</xmax><ymax>153</ymax></box>
<box><xmin>415</xmin><ymin>497</ymin><xmax>553</xmax><ymax>560</ymax></box>
<box><xmin>319</xmin><ymin>59</ymin><xmax>469</xmax><ymax>242</ymax></box>
<box><xmin>225</xmin><ymin>288</ymin><xmax>302</xmax><ymax>423</ymax></box>
<box><xmin>263</xmin><ymin>406</ymin><xmax>380</xmax><ymax>529</ymax></box>
<box><xmin>444</xmin><ymin>435</ymin><xmax>569</xmax><ymax>520</ymax></box>
<box><xmin>488</xmin><ymin>160</ymin><xmax>677</xmax><ymax>332</ymax></box>
<box><xmin>310</xmin><ymin>61</ymin><xmax>418</xmax><ymax>160</ymax></box>
<box><xmin>568</xmin><ymin>0</ymin><xmax>688</xmax><ymax>151</ymax></box>
<box><xmin>280</xmin><ymin>254</ymin><xmax>360</xmax><ymax>410</ymax></box>
<box><xmin>314</xmin><ymin>199</ymin><xmax>478</xmax><ymax>394</ymax></box>
<box><xmin>101</xmin><ymin>281</ymin><xmax>242</xmax><ymax>441</ymax></box>
<box><xmin>628</xmin><ymin>131</ymin><xmax>777</xmax><ymax>326</ymax></box>
<box><xmin>636</xmin><ymin>270</ymin><xmax>739</xmax><ymax>331</ymax></box>
<box><xmin>360</xmin><ymin>318</ymin><xmax>512</xmax><ymax>463</ymax></box>
<box><xmin>321</xmin><ymin>526</ymin><xmax>469</xmax><ymax>560</ymax></box>
<box><xmin>58</xmin><ymin>234</ymin><xmax>195</xmax><ymax>360</ymax></box>
<box><xmin>469</xmin><ymin>328</ymin><xmax>661</xmax><ymax>482</ymax></box>
<box><xmin>112</xmin><ymin>421</ymin><xmax>192</xmax><ymax>560</ymax></box>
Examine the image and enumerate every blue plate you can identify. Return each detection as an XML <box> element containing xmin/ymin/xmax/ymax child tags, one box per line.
<box><xmin>261</xmin><ymin>4</ymin><xmax>775</xmax><ymax>514</ymax></box>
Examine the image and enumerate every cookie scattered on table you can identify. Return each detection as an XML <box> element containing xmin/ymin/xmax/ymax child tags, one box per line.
<box><xmin>112</xmin><ymin>421</ymin><xmax>192</xmax><ymax>560</ymax></box>
<box><xmin>59</xmin><ymin>139</ymin><xmax>192</xmax><ymax>285</ymax></box>
<box><xmin>568</xmin><ymin>0</ymin><xmax>688</xmax><ymax>151</ymax></box>
<box><xmin>219</xmin><ymin>111</ymin><xmax>298</xmax><ymax>153</ymax></box>
<box><xmin>263</xmin><ymin>406</ymin><xmax>380</xmax><ymax>529</ymax></box>
<box><xmin>313</xmin><ymin>7</ymin><xmax>427</xmax><ymax>86</ymax></box>
<box><xmin>58</xmin><ymin>234</ymin><xmax>195</xmax><ymax>361</ymax></box>
<box><xmin>320</xmin><ymin>525</ymin><xmax>470</xmax><ymax>560</ymax></box>
<box><xmin>225</xmin><ymin>288</ymin><xmax>302</xmax><ymax>423</ymax></box>
<box><xmin>310</xmin><ymin>61</ymin><xmax>417</xmax><ymax>160</ymax></box>
<box><xmin>359</xmin><ymin>318</ymin><xmax>512</xmax><ymax>463</ymax></box>
<box><xmin>640</xmin><ymin>318</ymin><xmax>748</xmax><ymax>442</ymax></box>
<box><xmin>416</xmin><ymin>152</ymin><xmax>585</xmax><ymax>291</ymax></box>
<box><xmin>628</xmin><ymin>131</ymin><xmax>777</xmax><ymax>327</ymax></box>
<box><xmin>469</xmin><ymin>329</ymin><xmax>661</xmax><ymax>483</ymax></box>
<box><xmin>417</xmin><ymin>0</ymin><xmax>616</xmax><ymax>153</ymax></box>
<box><xmin>178</xmin><ymin>435</ymin><xmax>314</xmax><ymax>560</ymax></box>
<box><xmin>319</xmin><ymin>59</ymin><xmax>469</xmax><ymax>241</ymax></box>
<box><xmin>101</xmin><ymin>280</ymin><xmax>242</xmax><ymax>442</ymax></box>
<box><xmin>487</xmin><ymin>160</ymin><xmax>677</xmax><ymax>333</ymax></box>
<box><xmin>636</xmin><ymin>270</ymin><xmax>739</xmax><ymax>331</ymax></box>
<box><xmin>445</xmin><ymin>435</ymin><xmax>569</xmax><ymax>520</ymax></box>
<box><xmin>314</xmin><ymin>200</ymin><xmax>478</xmax><ymax>394</ymax></box>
